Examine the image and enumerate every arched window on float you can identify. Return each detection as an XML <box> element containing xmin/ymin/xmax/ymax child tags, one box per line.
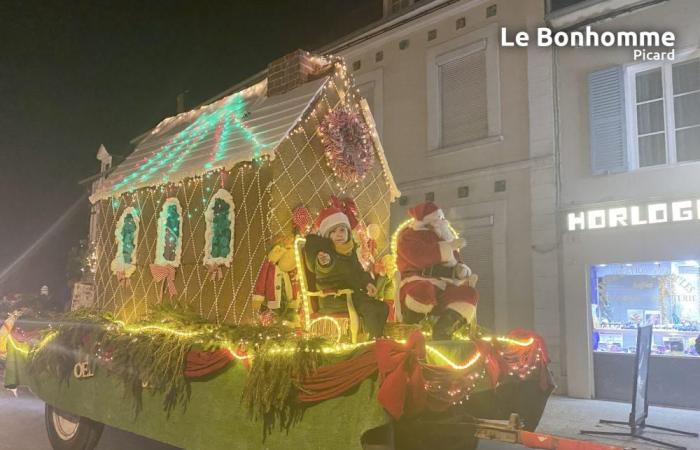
<box><xmin>155</xmin><ymin>198</ymin><xmax>183</xmax><ymax>267</ymax></box>
<box><xmin>204</xmin><ymin>189</ymin><xmax>235</xmax><ymax>267</ymax></box>
<box><xmin>111</xmin><ymin>207</ymin><xmax>140</xmax><ymax>278</ymax></box>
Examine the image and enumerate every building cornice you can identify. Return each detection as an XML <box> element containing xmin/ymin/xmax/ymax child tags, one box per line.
<box><xmin>398</xmin><ymin>155</ymin><xmax>554</xmax><ymax>191</ymax></box>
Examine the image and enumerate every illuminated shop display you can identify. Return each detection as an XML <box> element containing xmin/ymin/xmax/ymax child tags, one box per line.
<box><xmin>591</xmin><ymin>261</ymin><xmax>700</xmax><ymax>357</ymax></box>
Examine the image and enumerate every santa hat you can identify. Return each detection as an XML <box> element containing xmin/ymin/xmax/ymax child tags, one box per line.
<box><xmin>315</xmin><ymin>207</ymin><xmax>351</xmax><ymax>237</ymax></box>
<box><xmin>408</xmin><ymin>202</ymin><xmax>442</xmax><ymax>225</ymax></box>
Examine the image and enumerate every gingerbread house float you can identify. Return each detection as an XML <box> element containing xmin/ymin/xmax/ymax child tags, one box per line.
<box><xmin>88</xmin><ymin>50</ymin><xmax>400</xmax><ymax>325</ymax></box>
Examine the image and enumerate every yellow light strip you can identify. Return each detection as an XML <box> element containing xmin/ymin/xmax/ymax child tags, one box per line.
<box><xmin>6</xmin><ymin>335</ymin><xmax>29</xmax><ymax>356</ymax></box>
<box><xmin>426</xmin><ymin>345</ymin><xmax>481</xmax><ymax>370</ymax></box>
<box><xmin>293</xmin><ymin>236</ymin><xmax>313</xmax><ymax>331</ymax></box>
<box><xmin>496</xmin><ymin>336</ymin><xmax>534</xmax><ymax>347</ymax></box>
<box><xmin>112</xmin><ymin>320</ymin><xmax>205</xmax><ymax>338</ymax></box>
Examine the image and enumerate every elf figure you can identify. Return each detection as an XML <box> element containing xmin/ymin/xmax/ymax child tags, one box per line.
<box><xmin>253</xmin><ymin>241</ymin><xmax>300</xmax><ymax>325</ymax></box>
<box><xmin>304</xmin><ymin>206</ymin><xmax>388</xmax><ymax>338</ymax></box>
<box><xmin>396</xmin><ymin>201</ymin><xmax>479</xmax><ymax>339</ymax></box>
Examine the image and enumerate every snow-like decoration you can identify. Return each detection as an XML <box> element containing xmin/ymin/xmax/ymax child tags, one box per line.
<box><xmin>155</xmin><ymin>198</ymin><xmax>183</xmax><ymax>267</ymax></box>
<box><xmin>204</xmin><ymin>189</ymin><xmax>235</xmax><ymax>267</ymax></box>
<box><xmin>111</xmin><ymin>207</ymin><xmax>140</xmax><ymax>277</ymax></box>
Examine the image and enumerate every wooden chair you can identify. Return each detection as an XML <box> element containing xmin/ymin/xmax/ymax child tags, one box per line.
<box><xmin>294</xmin><ymin>237</ymin><xmax>361</xmax><ymax>343</ymax></box>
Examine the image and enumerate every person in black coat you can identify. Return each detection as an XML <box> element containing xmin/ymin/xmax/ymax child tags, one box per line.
<box><xmin>304</xmin><ymin>207</ymin><xmax>388</xmax><ymax>338</ymax></box>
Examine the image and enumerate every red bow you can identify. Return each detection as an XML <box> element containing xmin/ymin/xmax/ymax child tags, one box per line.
<box><xmin>329</xmin><ymin>196</ymin><xmax>359</xmax><ymax>229</ymax></box>
<box><xmin>207</xmin><ymin>264</ymin><xmax>224</xmax><ymax>282</ymax></box>
<box><xmin>149</xmin><ymin>264</ymin><xmax>177</xmax><ymax>298</ymax></box>
<box><xmin>115</xmin><ymin>271</ymin><xmax>131</xmax><ymax>288</ymax></box>
<box><xmin>375</xmin><ymin>330</ymin><xmax>428</xmax><ymax>420</ymax></box>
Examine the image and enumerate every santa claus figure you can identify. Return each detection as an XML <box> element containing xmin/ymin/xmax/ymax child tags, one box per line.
<box><xmin>396</xmin><ymin>201</ymin><xmax>479</xmax><ymax>339</ymax></box>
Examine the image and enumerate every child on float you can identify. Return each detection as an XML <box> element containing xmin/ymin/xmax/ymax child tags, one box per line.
<box><xmin>304</xmin><ymin>207</ymin><xmax>388</xmax><ymax>338</ymax></box>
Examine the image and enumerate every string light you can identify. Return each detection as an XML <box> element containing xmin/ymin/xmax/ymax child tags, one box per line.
<box><xmin>308</xmin><ymin>316</ymin><xmax>343</xmax><ymax>343</ymax></box>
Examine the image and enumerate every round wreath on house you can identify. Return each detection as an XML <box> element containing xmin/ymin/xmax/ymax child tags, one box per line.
<box><xmin>318</xmin><ymin>105</ymin><xmax>374</xmax><ymax>184</ymax></box>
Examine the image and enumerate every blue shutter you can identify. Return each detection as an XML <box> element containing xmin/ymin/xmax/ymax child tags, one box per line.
<box><xmin>588</xmin><ymin>66</ymin><xmax>628</xmax><ymax>175</ymax></box>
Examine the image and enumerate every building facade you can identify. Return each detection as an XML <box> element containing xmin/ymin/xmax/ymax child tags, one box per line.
<box><xmin>327</xmin><ymin>0</ymin><xmax>565</xmax><ymax>389</ymax></box>
<box><xmin>554</xmin><ymin>0</ymin><xmax>700</xmax><ymax>407</ymax></box>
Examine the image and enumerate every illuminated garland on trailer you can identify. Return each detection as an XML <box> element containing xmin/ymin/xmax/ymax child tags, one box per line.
<box><xmin>7</xmin><ymin>315</ymin><xmax>539</xmax><ymax>372</ymax></box>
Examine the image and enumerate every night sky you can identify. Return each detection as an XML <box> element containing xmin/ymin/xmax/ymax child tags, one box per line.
<box><xmin>0</xmin><ymin>0</ymin><xmax>381</xmax><ymax>302</ymax></box>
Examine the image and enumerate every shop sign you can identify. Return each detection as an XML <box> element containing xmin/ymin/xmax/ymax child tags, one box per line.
<box><xmin>567</xmin><ymin>200</ymin><xmax>700</xmax><ymax>231</ymax></box>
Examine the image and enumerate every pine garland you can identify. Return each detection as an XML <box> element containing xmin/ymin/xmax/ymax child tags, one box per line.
<box><xmin>241</xmin><ymin>337</ymin><xmax>325</xmax><ymax>437</ymax></box>
<box><xmin>25</xmin><ymin>307</ymin><xmax>328</xmax><ymax>423</ymax></box>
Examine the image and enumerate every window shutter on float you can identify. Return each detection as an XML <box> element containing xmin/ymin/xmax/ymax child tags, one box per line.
<box><xmin>589</xmin><ymin>66</ymin><xmax>628</xmax><ymax>175</ymax></box>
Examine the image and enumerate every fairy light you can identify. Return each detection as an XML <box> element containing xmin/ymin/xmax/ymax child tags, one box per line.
<box><xmin>7</xmin><ymin>335</ymin><xmax>29</xmax><ymax>356</ymax></box>
<box><xmin>293</xmin><ymin>236</ymin><xmax>313</xmax><ymax>330</ymax></box>
<box><xmin>496</xmin><ymin>336</ymin><xmax>534</xmax><ymax>347</ymax></box>
<box><xmin>308</xmin><ymin>316</ymin><xmax>343</xmax><ymax>343</ymax></box>
<box><xmin>426</xmin><ymin>346</ymin><xmax>481</xmax><ymax>370</ymax></box>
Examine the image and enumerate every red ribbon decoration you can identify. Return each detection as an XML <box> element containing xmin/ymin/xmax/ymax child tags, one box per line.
<box><xmin>329</xmin><ymin>196</ymin><xmax>359</xmax><ymax>229</ymax></box>
<box><xmin>115</xmin><ymin>271</ymin><xmax>131</xmax><ymax>288</ymax></box>
<box><xmin>149</xmin><ymin>264</ymin><xmax>177</xmax><ymax>298</ymax></box>
<box><xmin>207</xmin><ymin>264</ymin><xmax>224</xmax><ymax>282</ymax></box>
<box><xmin>375</xmin><ymin>330</ymin><xmax>428</xmax><ymax>420</ymax></box>
<box><xmin>292</xmin><ymin>206</ymin><xmax>311</xmax><ymax>234</ymax></box>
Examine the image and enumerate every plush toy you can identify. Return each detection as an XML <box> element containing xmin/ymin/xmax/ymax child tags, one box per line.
<box><xmin>253</xmin><ymin>241</ymin><xmax>300</xmax><ymax>325</ymax></box>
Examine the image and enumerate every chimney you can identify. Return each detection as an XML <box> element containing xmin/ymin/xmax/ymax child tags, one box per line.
<box><xmin>267</xmin><ymin>49</ymin><xmax>317</xmax><ymax>97</ymax></box>
<box><xmin>176</xmin><ymin>91</ymin><xmax>188</xmax><ymax>113</ymax></box>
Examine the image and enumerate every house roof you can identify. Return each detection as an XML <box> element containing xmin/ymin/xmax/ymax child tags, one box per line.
<box><xmin>90</xmin><ymin>76</ymin><xmax>329</xmax><ymax>203</ymax></box>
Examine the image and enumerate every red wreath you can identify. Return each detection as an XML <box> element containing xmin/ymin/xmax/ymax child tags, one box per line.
<box><xmin>319</xmin><ymin>106</ymin><xmax>374</xmax><ymax>183</ymax></box>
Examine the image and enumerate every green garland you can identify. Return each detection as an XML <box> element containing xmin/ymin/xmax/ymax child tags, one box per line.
<box><xmin>242</xmin><ymin>337</ymin><xmax>325</xmax><ymax>436</ymax></box>
<box><xmin>25</xmin><ymin>307</ymin><xmax>327</xmax><ymax>424</ymax></box>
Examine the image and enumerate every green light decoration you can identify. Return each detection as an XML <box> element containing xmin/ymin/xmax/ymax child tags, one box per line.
<box><xmin>112</xmin><ymin>91</ymin><xmax>271</xmax><ymax>194</ymax></box>
<box><xmin>163</xmin><ymin>204</ymin><xmax>181</xmax><ymax>262</ymax></box>
<box><xmin>210</xmin><ymin>199</ymin><xmax>231</xmax><ymax>258</ymax></box>
<box><xmin>121</xmin><ymin>213</ymin><xmax>137</xmax><ymax>264</ymax></box>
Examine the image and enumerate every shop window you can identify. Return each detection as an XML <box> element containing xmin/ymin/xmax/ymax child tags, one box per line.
<box><xmin>111</xmin><ymin>207</ymin><xmax>140</xmax><ymax>277</ymax></box>
<box><xmin>204</xmin><ymin>189</ymin><xmax>235</xmax><ymax>267</ymax></box>
<box><xmin>591</xmin><ymin>260</ymin><xmax>700</xmax><ymax>357</ymax></box>
<box><xmin>155</xmin><ymin>198</ymin><xmax>183</xmax><ymax>267</ymax></box>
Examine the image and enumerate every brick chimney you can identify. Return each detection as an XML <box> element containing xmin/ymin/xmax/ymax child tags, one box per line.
<box><xmin>267</xmin><ymin>49</ymin><xmax>318</xmax><ymax>97</ymax></box>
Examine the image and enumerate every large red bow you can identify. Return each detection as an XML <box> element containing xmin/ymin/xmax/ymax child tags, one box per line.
<box><xmin>149</xmin><ymin>264</ymin><xmax>177</xmax><ymax>298</ymax></box>
<box><xmin>329</xmin><ymin>196</ymin><xmax>359</xmax><ymax>229</ymax></box>
<box><xmin>375</xmin><ymin>330</ymin><xmax>428</xmax><ymax>420</ymax></box>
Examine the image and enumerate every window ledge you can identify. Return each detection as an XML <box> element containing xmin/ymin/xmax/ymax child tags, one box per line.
<box><xmin>427</xmin><ymin>135</ymin><xmax>503</xmax><ymax>158</ymax></box>
<box><xmin>547</xmin><ymin>0</ymin><xmax>665</xmax><ymax>30</ymax></box>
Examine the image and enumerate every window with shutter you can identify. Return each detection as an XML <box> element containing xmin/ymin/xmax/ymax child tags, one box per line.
<box><xmin>672</xmin><ymin>58</ymin><xmax>700</xmax><ymax>162</ymax></box>
<box><xmin>588</xmin><ymin>66</ymin><xmax>628</xmax><ymax>175</ymax></box>
<box><xmin>458</xmin><ymin>226</ymin><xmax>494</xmax><ymax>330</ymax></box>
<box><xmin>426</xmin><ymin>24</ymin><xmax>500</xmax><ymax>153</ymax></box>
<box><xmin>439</xmin><ymin>49</ymin><xmax>488</xmax><ymax>148</ymax></box>
<box><xmin>622</xmin><ymin>54</ymin><xmax>700</xmax><ymax>170</ymax></box>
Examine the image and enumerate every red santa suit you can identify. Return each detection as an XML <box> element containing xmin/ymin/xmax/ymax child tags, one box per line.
<box><xmin>253</xmin><ymin>259</ymin><xmax>298</xmax><ymax>310</ymax></box>
<box><xmin>396</xmin><ymin>202</ymin><xmax>479</xmax><ymax>322</ymax></box>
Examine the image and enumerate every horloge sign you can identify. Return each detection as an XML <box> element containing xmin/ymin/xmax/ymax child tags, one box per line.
<box><xmin>567</xmin><ymin>200</ymin><xmax>700</xmax><ymax>231</ymax></box>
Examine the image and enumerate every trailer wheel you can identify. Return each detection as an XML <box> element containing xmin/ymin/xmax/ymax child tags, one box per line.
<box><xmin>45</xmin><ymin>404</ymin><xmax>104</xmax><ymax>450</ymax></box>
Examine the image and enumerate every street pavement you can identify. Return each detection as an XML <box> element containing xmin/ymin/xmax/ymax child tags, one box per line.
<box><xmin>0</xmin><ymin>388</ymin><xmax>698</xmax><ymax>449</ymax></box>
<box><xmin>0</xmin><ymin>388</ymin><xmax>179</xmax><ymax>450</ymax></box>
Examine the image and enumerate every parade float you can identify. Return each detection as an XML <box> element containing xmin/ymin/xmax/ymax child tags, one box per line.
<box><xmin>3</xmin><ymin>52</ymin><xmax>554</xmax><ymax>450</ymax></box>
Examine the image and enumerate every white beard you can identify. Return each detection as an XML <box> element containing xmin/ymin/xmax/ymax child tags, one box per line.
<box><xmin>431</xmin><ymin>220</ymin><xmax>455</xmax><ymax>241</ymax></box>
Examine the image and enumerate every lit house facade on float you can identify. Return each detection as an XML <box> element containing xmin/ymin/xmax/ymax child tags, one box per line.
<box><xmin>87</xmin><ymin>55</ymin><xmax>397</xmax><ymax>326</ymax></box>
<box><xmin>328</xmin><ymin>0</ymin><xmax>565</xmax><ymax>388</ymax></box>
<box><xmin>554</xmin><ymin>0</ymin><xmax>700</xmax><ymax>408</ymax></box>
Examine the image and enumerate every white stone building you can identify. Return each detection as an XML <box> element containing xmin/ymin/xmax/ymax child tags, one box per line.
<box><xmin>553</xmin><ymin>0</ymin><xmax>700</xmax><ymax>408</ymax></box>
<box><xmin>324</xmin><ymin>0</ymin><xmax>564</xmax><ymax>389</ymax></box>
